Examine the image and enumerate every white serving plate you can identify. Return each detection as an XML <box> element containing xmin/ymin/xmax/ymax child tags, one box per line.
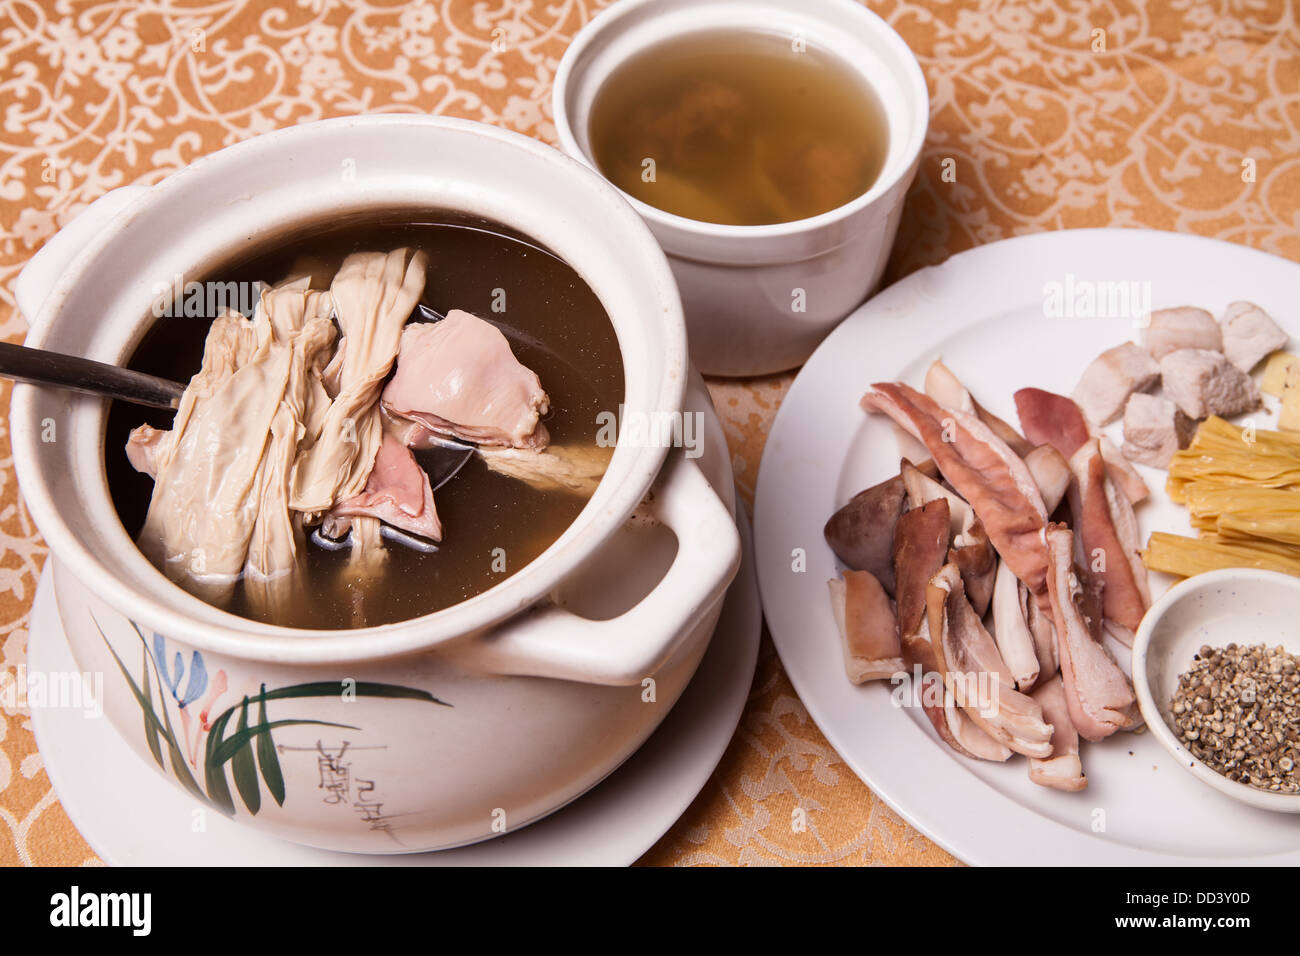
<box><xmin>755</xmin><ymin>228</ymin><xmax>1300</xmax><ymax>865</ymax></box>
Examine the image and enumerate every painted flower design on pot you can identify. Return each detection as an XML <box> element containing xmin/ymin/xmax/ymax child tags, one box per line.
<box><xmin>150</xmin><ymin>633</ymin><xmax>229</xmax><ymax>768</ymax></box>
<box><xmin>97</xmin><ymin>617</ymin><xmax>450</xmax><ymax>819</ymax></box>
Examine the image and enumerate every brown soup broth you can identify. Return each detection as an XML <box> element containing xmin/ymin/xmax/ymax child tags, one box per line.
<box><xmin>105</xmin><ymin>215</ymin><xmax>624</xmax><ymax>629</ymax></box>
<box><xmin>587</xmin><ymin>28</ymin><xmax>890</xmax><ymax>226</ymax></box>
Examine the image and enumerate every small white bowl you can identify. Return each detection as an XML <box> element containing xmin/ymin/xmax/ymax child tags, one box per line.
<box><xmin>1132</xmin><ymin>568</ymin><xmax>1300</xmax><ymax>813</ymax></box>
<box><xmin>552</xmin><ymin>0</ymin><xmax>929</xmax><ymax>377</ymax></box>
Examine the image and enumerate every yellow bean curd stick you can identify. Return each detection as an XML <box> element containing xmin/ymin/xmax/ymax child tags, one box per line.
<box><xmin>1220</xmin><ymin>517</ymin><xmax>1300</xmax><ymax>548</ymax></box>
<box><xmin>1182</xmin><ymin>486</ymin><xmax>1300</xmax><ymax>542</ymax></box>
<box><xmin>1144</xmin><ymin>417</ymin><xmax>1300</xmax><ymax>578</ymax></box>
<box><xmin>1142</xmin><ymin>532</ymin><xmax>1300</xmax><ymax>579</ymax></box>
<box><xmin>1167</xmin><ymin>417</ymin><xmax>1300</xmax><ymax>501</ymax></box>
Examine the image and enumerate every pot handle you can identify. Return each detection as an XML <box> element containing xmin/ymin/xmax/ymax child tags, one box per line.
<box><xmin>15</xmin><ymin>186</ymin><xmax>150</xmax><ymax>323</ymax></box>
<box><xmin>463</xmin><ymin>447</ymin><xmax>741</xmax><ymax>686</ymax></box>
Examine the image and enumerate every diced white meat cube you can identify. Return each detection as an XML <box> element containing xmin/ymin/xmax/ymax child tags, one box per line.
<box><xmin>1141</xmin><ymin>307</ymin><xmax>1223</xmax><ymax>359</ymax></box>
<box><xmin>1158</xmin><ymin>348</ymin><xmax>1261</xmax><ymax>420</ymax></box>
<box><xmin>1219</xmin><ymin>301</ymin><xmax>1289</xmax><ymax>372</ymax></box>
<box><xmin>1121</xmin><ymin>393</ymin><xmax>1196</xmax><ymax>468</ymax></box>
<box><xmin>1071</xmin><ymin>342</ymin><xmax>1160</xmax><ymax>425</ymax></box>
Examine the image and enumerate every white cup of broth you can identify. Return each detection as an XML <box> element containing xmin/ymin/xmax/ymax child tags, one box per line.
<box><xmin>553</xmin><ymin>0</ymin><xmax>929</xmax><ymax>376</ymax></box>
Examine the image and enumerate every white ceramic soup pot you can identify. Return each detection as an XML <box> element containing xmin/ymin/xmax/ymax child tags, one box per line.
<box><xmin>10</xmin><ymin>115</ymin><xmax>741</xmax><ymax>853</ymax></box>
<box><xmin>553</xmin><ymin>0</ymin><xmax>930</xmax><ymax>377</ymax></box>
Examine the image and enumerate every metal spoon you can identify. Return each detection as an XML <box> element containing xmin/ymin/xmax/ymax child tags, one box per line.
<box><xmin>0</xmin><ymin>338</ymin><xmax>476</xmax><ymax>492</ymax></box>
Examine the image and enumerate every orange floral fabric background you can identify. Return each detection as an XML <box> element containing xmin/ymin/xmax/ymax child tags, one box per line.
<box><xmin>1</xmin><ymin>0</ymin><xmax>1297</xmax><ymax>866</ymax></box>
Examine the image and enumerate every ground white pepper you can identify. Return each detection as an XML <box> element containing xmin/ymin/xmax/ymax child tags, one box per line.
<box><xmin>1170</xmin><ymin>642</ymin><xmax>1300</xmax><ymax>793</ymax></box>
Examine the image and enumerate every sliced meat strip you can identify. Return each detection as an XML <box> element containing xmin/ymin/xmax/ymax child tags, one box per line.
<box><xmin>827</xmin><ymin>570</ymin><xmax>903</xmax><ymax>683</ymax></box>
<box><xmin>991</xmin><ymin>559</ymin><xmax>1040</xmax><ymax>691</ymax></box>
<box><xmin>893</xmin><ymin>500</ymin><xmax>950</xmax><ymax>651</ymax></box>
<box><xmin>899</xmin><ymin>458</ymin><xmax>996</xmax><ymax>614</ymax></box>
<box><xmin>893</xmin><ymin>499</ymin><xmax>1010</xmax><ymax>761</ymax></box>
<box><xmin>1028</xmin><ymin>676</ymin><xmax>1087</xmax><ymax>791</ymax></box>
<box><xmin>864</xmin><ymin>383</ymin><xmax>1050</xmax><ymax>605</ymax></box>
<box><xmin>900</xmin><ymin>458</ymin><xmax>974</xmax><ymax>536</ymax></box>
<box><xmin>923</xmin><ymin>358</ymin><xmax>1034</xmax><ymax>456</ymax></box>
<box><xmin>1067</xmin><ymin>439</ymin><xmax>1151</xmax><ymax>635</ymax></box>
<box><xmin>1024</xmin><ymin>445</ymin><xmax>1071</xmax><ymax>514</ymax></box>
<box><xmin>1015</xmin><ymin>387</ymin><xmax>1149</xmax><ymax>504</ymax></box>
<box><xmin>1016</xmin><ymin>387</ymin><xmax>1091</xmax><ymax>458</ymax></box>
<box><xmin>926</xmin><ymin>564</ymin><xmax>1054</xmax><ymax>758</ymax></box>
<box><xmin>1043</xmin><ymin>523</ymin><xmax>1138</xmax><ymax>740</ymax></box>
<box><xmin>932</xmin><ymin>686</ymin><xmax>1015</xmax><ymax>762</ymax></box>
<box><xmin>1096</xmin><ymin>434</ymin><xmax>1150</xmax><ymax>505</ymax></box>
<box><xmin>1026</xmin><ymin>593</ymin><xmax>1059</xmax><ymax>677</ymax></box>
<box><xmin>948</xmin><ymin>518</ymin><xmax>996</xmax><ymax>619</ymax></box>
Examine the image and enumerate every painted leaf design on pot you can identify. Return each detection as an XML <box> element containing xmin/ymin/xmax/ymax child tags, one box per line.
<box><xmin>231</xmin><ymin>696</ymin><xmax>260</xmax><ymax>815</ymax></box>
<box><xmin>139</xmin><ymin>642</ymin><xmax>164</xmax><ymax>770</ymax></box>
<box><xmin>255</xmin><ymin>687</ymin><xmax>286</xmax><ymax>807</ymax></box>
<box><xmin>96</xmin><ymin>615</ymin><xmax>451</xmax><ymax>820</ymax></box>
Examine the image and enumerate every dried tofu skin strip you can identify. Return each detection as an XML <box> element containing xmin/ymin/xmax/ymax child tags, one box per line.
<box><xmin>1167</xmin><ymin>418</ymin><xmax>1300</xmax><ymax>502</ymax></box>
<box><xmin>1142</xmin><ymin>532</ymin><xmax>1300</xmax><ymax>579</ymax></box>
<box><xmin>1180</xmin><ymin>485</ymin><xmax>1300</xmax><ymax>546</ymax></box>
<box><xmin>291</xmin><ymin>248</ymin><xmax>428</xmax><ymax>514</ymax></box>
<box><xmin>1145</xmin><ymin>416</ymin><xmax>1300</xmax><ymax>579</ymax></box>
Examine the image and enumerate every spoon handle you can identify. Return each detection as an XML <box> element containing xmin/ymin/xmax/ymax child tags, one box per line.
<box><xmin>0</xmin><ymin>341</ymin><xmax>184</xmax><ymax>410</ymax></box>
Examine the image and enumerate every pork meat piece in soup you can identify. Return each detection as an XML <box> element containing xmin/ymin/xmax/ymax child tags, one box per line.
<box><xmin>325</xmin><ymin>432</ymin><xmax>441</xmax><ymax>542</ymax></box>
<box><xmin>382</xmin><ymin>309</ymin><xmax>550</xmax><ymax>449</ymax></box>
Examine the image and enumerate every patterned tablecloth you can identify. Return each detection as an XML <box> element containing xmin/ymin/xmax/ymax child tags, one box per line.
<box><xmin>1</xmin><ymin>0</ymin><xmax>1297</xmax><ymax>867</ymax></box>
